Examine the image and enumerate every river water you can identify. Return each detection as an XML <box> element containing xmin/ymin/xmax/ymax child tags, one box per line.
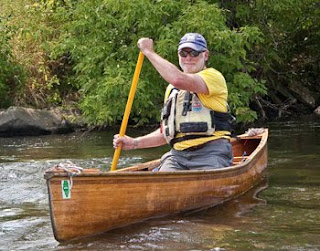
<box><xmin>0</xmin><ymin>118</ymin><xmax>319</xmax><ymax>250</ymax></box>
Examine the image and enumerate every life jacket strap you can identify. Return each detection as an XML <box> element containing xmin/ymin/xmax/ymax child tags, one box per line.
<box><xmin>170</xmin><ymin>135</ymin><xmax>214</xmax><ymax>147</ymax></box>
<box><xmin>170</xmin><ymin>133</ymin><xmax>232</xmax><ymax>147</ymax></box>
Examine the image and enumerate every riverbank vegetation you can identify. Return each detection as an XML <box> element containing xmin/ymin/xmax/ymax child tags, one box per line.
<box><xmin>1</xmin><ymin>0</ymin><xmax>319</xmax><ymax>126</ymax></box>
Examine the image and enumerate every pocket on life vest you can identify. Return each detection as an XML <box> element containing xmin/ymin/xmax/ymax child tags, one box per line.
<box><xmin>161</xmin><ymin>98</ymin><xmax>173</xmax><ymax>120</ymax></box>
<box><xmin>180</xmin><ymin>122</ymin><xmax>208</xmax><ymax>133</ymax></box>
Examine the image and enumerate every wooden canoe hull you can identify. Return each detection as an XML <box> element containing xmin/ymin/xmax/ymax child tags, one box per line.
<box><xmin>45</xmin><ymin>129</ymin><xmax>268</xmax><ymax>242</ymax></box>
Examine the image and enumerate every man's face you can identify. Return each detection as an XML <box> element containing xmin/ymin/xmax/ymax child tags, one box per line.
<box><xmin>178</xmin><ymin>48</ymin><xmax>209</xmax><ymax>73</ymax></box>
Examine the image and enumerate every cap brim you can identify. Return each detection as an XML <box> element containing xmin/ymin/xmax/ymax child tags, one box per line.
<box><xmin>178</xmin><ymin>42</ymin><xmax>205</xmax><ymax>51</ymax></box>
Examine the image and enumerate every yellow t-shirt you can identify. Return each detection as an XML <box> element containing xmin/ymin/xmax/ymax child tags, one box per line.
<box><xmin>164</xmin><ymin>68</ymin><xmax>230</xmax><ymax>151</ymax></box>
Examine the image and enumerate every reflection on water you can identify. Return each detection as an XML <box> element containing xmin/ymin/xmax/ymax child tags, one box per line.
<box><xmin>1</xmin><ymin>119</ymin><xmax>320</xmax><ymax>250</ymax></box>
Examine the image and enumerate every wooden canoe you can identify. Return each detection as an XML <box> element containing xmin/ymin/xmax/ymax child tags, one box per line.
<box><xmin>44</xmin><ymin>128</ymin><xmax>268</xmax><ymax>242</ymax></box>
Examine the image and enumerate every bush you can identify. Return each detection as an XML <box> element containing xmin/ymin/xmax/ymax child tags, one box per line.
<box><xmin>2</xmin><ymin>0</ymin><xmax>319</xmax><ymax>124</ymax></box>
<box><xmin>219</xmin><ymin>0</ymin><xmax>320</xmax><ymax>118</ymax></box>
<box><xmin>48</xmin><ymin>0</ymin><xmax>266</xmax><ymax>125</ymax></box>
<box><xmin>0</xmin><ymin>15</ymin><xmax>24</xmax><ymax>108</ymax></box>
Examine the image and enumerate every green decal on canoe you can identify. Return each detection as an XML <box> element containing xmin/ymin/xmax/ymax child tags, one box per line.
<box><xmin>62</xmin><ymin>180</ymin><xmax>71</xmax><ymax>199</ymax></box>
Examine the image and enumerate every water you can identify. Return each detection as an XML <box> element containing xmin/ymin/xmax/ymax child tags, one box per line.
<box><xmin>0</xmin><ymin>119</ymin><xmax>320</xmax><ymax>250</ymax></box>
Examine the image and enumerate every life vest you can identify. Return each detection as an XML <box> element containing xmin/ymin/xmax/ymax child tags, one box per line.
<box><xmin>161</xmin><ymin>89</ymin><xmax>234</xmax><ymax>146</ymax></box>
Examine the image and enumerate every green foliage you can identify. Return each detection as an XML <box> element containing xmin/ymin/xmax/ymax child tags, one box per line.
<box><xmin>48</xmin><ymin>0</ymin><xmax>183</xmax><ymax>125</ymax></box>
<box><xmin>0</xmin><ymin>0</ymin><xmax>77</xmax><ymax>108</ymax></box>
<box><xmin>2</xmin><ymin>0</ymin><xmax>319</xmax><ymax>125</ymax></box>
<box><xmin>227</xmin><ymin>0</ymin><xmax>320</xmax><ymax>97</ymax></box>
<box><xmin>47</xmin><ymin>0</ymin><xmax>266</xmax><ymax>125</ymax></box>
<box><xmin>229</xmin><ymin>73</ymin><xmax>267</xmax><ymax>122</ymax></box>
<box><xmin>0</xmin><ymin>16</ymin><xmax>24</xmax><ymax>108</ymax></box>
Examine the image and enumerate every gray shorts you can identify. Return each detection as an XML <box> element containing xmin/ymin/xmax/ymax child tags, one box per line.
<box><xmin>158</xmin><ymin>139</ymin><xmax>233</xmax><ymax>172</ymax></box>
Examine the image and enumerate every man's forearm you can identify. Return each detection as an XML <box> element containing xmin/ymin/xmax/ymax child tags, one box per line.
<box><xmin>143</xmin><ymin>50</ymin><xmax>184</xmax><ymax>86</ymax></box>
<box><xmin>135</xmin><ymin>128</ymin><xmax>166</xmax><ymax>149</ymax></box>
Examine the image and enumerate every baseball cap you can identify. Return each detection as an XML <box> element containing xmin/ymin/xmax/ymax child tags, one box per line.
<box><xmin>178</xmin><ymin>33</ymin><xmax>208</xmax><ymax>51</ymax></box>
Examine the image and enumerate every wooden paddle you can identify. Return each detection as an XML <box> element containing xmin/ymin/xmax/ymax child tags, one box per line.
<box><xmin>110</xmin><ymin>52</ymin><xmax>144</xmax><ymax>171</ymax></box>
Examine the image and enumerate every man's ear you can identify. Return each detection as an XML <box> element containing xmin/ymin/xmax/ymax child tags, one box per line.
<box><xmin>204</xmin><ymin>50</ymin><xmax>209</xmax><ymax>61</ymax></box>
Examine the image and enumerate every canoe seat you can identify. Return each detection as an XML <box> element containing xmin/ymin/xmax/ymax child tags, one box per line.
<box><xmin>233</xmin><ymin>156</ymin><xmax>249</xmax><ymax>159</ymax></box>
<box><xmin>233</xmin><ymin>156</ymin><xmax>248</xmax><ymax>165</ymax></box>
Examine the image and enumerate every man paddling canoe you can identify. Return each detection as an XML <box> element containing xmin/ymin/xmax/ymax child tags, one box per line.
<box><xmin>113</xmin><ymin>33</ymin><xmax>234</xmax><ymax>171</ymax></box>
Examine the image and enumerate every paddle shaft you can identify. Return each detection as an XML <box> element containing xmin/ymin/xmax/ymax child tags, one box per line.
<box><xmin>110</xmin><ymin>52</ymin><xmax>144</xmax><ymax>171</ymax></box>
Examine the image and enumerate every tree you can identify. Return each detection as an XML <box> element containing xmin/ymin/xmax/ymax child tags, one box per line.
<box><xmin>0</xmin><ymin>15</ymin><xmax>24</xmax><ymax>108</ymax></box>
<box><xmin>47</xmin><ymin>0</ymin><xmax>266</xmax><ymax>125</ymax></box>
<box><xmin>219</xmin><ymin>0</ymin><xmax>320</xmax><ymax>118</ymax></box>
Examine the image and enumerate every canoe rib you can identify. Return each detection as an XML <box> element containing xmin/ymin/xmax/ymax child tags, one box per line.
<box><xmin>45</xmin><ymin>129</ymin><xmax>268</xmax><ymax>242</ymax></box>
